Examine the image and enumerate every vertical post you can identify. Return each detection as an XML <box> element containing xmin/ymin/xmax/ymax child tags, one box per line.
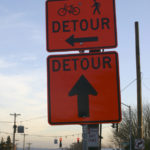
<box><xmin>135</xmin><ymin>21</ymin><xmax>143</xmax><ymax>139</ymax></box>
<box><xmin>81</xmin><ymin>49</ymin><xmax>103</xmax><ymax>150</ymax></box>
<box><xmin>13</xmin><ymin>114</ymin><xmax>16</xmax><ymax>150</ymax></box>
<box><xmin>10</xmin><ymin>113</ymin><xmax>21</xmax><ymax>150</ymax></box>
<box><xmin>23</xmin><ymin>134</ymin><xmax>28</xmax><ymax>150</ymax></box>
<box><xmin>23</xmin><ymin>134</ymin><xmax>25</xmax><ymax>150</ymax></box>
<box><xmin>82</xmin><ymin>125</ymin><xmax>88</xmax><ymax>150</ymax></box>
<box><xmin>27</xmin><ymin>143</ymin><xmax>32</xmax><ymax>150</ymax></box>
<box><xmin>79</xmin><ymin>50</ymin><xmax>88</xmax><ymax>150</ymax></box>
<box><xmin>88</xmin><ymin>49</ymin><xmax>102</xmax><ymax>150</ymax></box>
<box><xmin>99</xmin><ymin>124</ymin><xmax>102</xmax><ymax>150</ymax></box>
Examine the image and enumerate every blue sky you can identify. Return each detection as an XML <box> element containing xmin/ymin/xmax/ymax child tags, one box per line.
<box><xmin>0</xmin><ymin>0</ymin><xmax>150</xmax><ymax>149</ymax></box>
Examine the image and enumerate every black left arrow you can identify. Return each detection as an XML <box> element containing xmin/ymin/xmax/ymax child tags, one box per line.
<box><xmin>66</xmin><ymin>35</ymin><xmax>98</xmax><ymax>46</ymax></box>
<box><xmin>69</xmin><ymin>75</ymin><xmax>98</xmax><ymax>118</ymax></box>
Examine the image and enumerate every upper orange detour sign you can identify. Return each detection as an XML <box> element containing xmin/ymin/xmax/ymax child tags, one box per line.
<box><xmin>46</xmin><ymin>0</ymin><xmax>117</xmax><ymax>52</ymax></box>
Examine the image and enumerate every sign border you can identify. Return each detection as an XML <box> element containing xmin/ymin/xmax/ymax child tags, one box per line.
<box><xmin>47</xmin><ymin>51</ymin><xmax>121</xmax><ymax>125</ymax></box>
<box><xmin>46</xmin><ymin>0</ymin><xmax>118</xmax><ymax>52</ymax></box>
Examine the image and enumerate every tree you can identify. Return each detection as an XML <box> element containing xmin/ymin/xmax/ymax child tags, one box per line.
<box><xmin>0</xmin><ymin>137</ymin><xmax>5</xmax><ymax>150</ymax></box>
<box><xmin>112</xmin><ymin>104</ymin><xmax>150</xmax><ymax>150</ymax></box>
<box><xmin>0</xmin><ymin>136</ymin><xmax>13</xmax><ymax>150</ymax></box>
<box><xmin>6</xmin><ymin>136</ymin><xmax>12</xmax><ymax>150</ymax></box>
<box><xmin>6</xmin><ymin>136</ymin><xmax>11</xmax><ymax>145</ymax></box>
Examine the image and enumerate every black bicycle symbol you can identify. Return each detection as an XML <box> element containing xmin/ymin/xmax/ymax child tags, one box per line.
<box><xmin>57</xmin><ymin>4</ymin><xmax>80</xmax><ymax>16</ymax></box>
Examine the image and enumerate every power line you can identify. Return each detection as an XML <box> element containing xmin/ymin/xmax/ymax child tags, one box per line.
<box><xmin>143</xmin><ymin>82</ymin><xmax>150</xmax><ymax>92</ymax></box>
<box><xmin>0</xmin><ymin>131</ymin><xmax>82</xmax><ymax>138</ymax></box>
<box><xmin>20</xmin><ymin>116</ymin><xmax>47</xmax><ymax>122</ymax></box>
<box><xmin>0</xmin><ymin>121</ymin><xmax>13</xmax><ymax>124</ymax></box>
<box><xmin>142</xmin><ymin>77</ymin><xmax>150</xmax><ymax>80</ymax></box>
<box><xmin>0</xmin><ymin>131</ymin><xmax>13</xmax><ymax>135</ymax></box>
<box><xmin>29</xmin><ymin>133</ymin><xmax>82</xmax><ymax>138</ymax></box>
<box><xmin>0</xmin><ymin>116</ymin><xmax>47</xmax><ymax>125</ymax></box>
<box><xmin>121</xmin><ymin>78</ymin><xmax>137</xmax><ymax>92</ymax></box>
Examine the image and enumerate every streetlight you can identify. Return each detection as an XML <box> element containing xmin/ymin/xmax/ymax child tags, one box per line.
<box><xmin>121</xmin><ymin>102</ymin><xmax>132</xmax><ymax>150</ymax></box>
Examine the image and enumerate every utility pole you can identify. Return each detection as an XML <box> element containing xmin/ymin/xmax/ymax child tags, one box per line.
<box><xmin>23</xmin><ymin>133</ymin><xmax>28</xmax><ymax>150</ymax></box>
<box><xmin>135</xmin><ymin>21</ymin><xmax>143</xmax><ymax>140</ymax></box>
<box><xmin>10</xmin><ymin>113</ymin><xmax>21</xmax><ymax>150</ymax></box>
<box><xmin>27</xmin><ymin>143</ymin><xmax>32</xmax><ymax>150</ymax></box>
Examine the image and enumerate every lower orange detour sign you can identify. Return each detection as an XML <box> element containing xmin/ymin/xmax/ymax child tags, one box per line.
<box><xmin>47</xmin><ymin>52</ymin><xmax>121</xmax><ymax>125</ymax></box>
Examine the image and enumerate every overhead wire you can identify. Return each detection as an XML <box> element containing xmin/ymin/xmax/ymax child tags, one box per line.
<box><xmin>0</xmin><ymin>121</ymin><xmax>13</xmax><ymax>124</ymax></box>
<box><xmin>20</xmin><ymin>115</ymin><xmax>47</xmax><ymax>122</ymax></box>
<box><xmin>29</xmin><ymin>133</ymin><xmax>82</xmax><ymax>138</ymax></box>
<box><xmin>143</xmin><ymin>81</ymin><xmax>150</xmax><ymax>92</ymax></box>
<box><xmin>121</xmin><ymin>78</ymin><xmax>137</xmax><ymax>92</ymax></box>
<box><xmin>0</xmin><ymin>131</ymin><xmax>82</xmax><ymax>139</ymax></box>
<box><xmin>0</xmin><ymin>131</ymin><xmax>13</xmax><ymax>135</ymax></box>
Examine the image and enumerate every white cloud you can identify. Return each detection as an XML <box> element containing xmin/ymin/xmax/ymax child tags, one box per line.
<box><xmin>0</xmin><ymin>6</ymin><xmax>45</xmax><ymax>47</ymax></box>
<box><xmin>31</xmin><ymin>29</ymin><xmax>45</xmax><ymax>45</ymax></box>
<box><xmin>0</xmin><ymin>66</ymin><xmax>47</xmax><ymax>115</ymax></box>
<box><xmin>0</xmin><ymin>74</ymin><xmax>31</xmax><ymax>99</ymax></box>
<box><xmin>0</xmin><ymin>58</ymin><xmax>17</xmax><ymax>68</ymax></box>
<box><xmin>0</xmin><ymin>11</ymin><xmax>28</xmax><ymax>29</ymax></box>
<box><xmin>21</xmin><ymin>56</ymin><xmax>37</xmax><ymax>61</ymax></box>
<box><xmin>0</xmin><ymin>67</ymin><xmax>47</xmax><ymax>143</ymax></box>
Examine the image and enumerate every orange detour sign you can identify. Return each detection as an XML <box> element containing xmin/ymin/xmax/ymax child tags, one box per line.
<box><xmin>47</xmin><ymin>51</ymin><xmax>121</xmax><ymax>125</ymax></box>
<box><xmin>46</xmin><ymin>0</ymin><xmax>117</xmax><ymax>52</ymax></box>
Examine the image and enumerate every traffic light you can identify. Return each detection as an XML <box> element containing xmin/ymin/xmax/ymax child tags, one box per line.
<box><xmin>59</xmin><ymin>137</ymin><xmax>62</xmax><ymax>148</ymax></box>
<box><xmin>77</xmin><ymin>138</ymin><xmax>80</xmax><ymax>144</ymax></box>
<box><xmin>111</xmin><ymin>123</ymin><xmax>119</xmax><ymax>132</ymax></box>
<box><xmin>116</xmin><ymin>123</ymin><xmax>119</xmax><ymax>132</ymax></box>
<box><xmin>111</xmin><ymin>123</ymin><xmax>115</xmax><ymax>128</ymax></box>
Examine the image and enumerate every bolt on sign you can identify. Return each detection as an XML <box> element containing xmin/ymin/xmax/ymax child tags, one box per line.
<box><xmin>46</xmin><ymin>0</ymin><xmax>117</xmax><ymax>52</ymax></box>
<box><xmin>47</xmin><ymin>51</ymin><xmax>121</xmax><ymax>125</ymax></box>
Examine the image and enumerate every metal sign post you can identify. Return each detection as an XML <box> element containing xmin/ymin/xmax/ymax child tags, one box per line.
<box><xmin>82</xmin><ymin>125</ymin><xmax>88</xmax><ymax>150</ymax></box>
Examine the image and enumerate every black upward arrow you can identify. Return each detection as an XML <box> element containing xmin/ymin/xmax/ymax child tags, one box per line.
<box><xmin>69</xmin><ymin>75</ymin><xmax>98</xmax><ymax>118</ymax></box>
<box><xmin>66</xmin><ymin>35</ymin><xmax>98</xmax><ymax>46</ymax></box>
